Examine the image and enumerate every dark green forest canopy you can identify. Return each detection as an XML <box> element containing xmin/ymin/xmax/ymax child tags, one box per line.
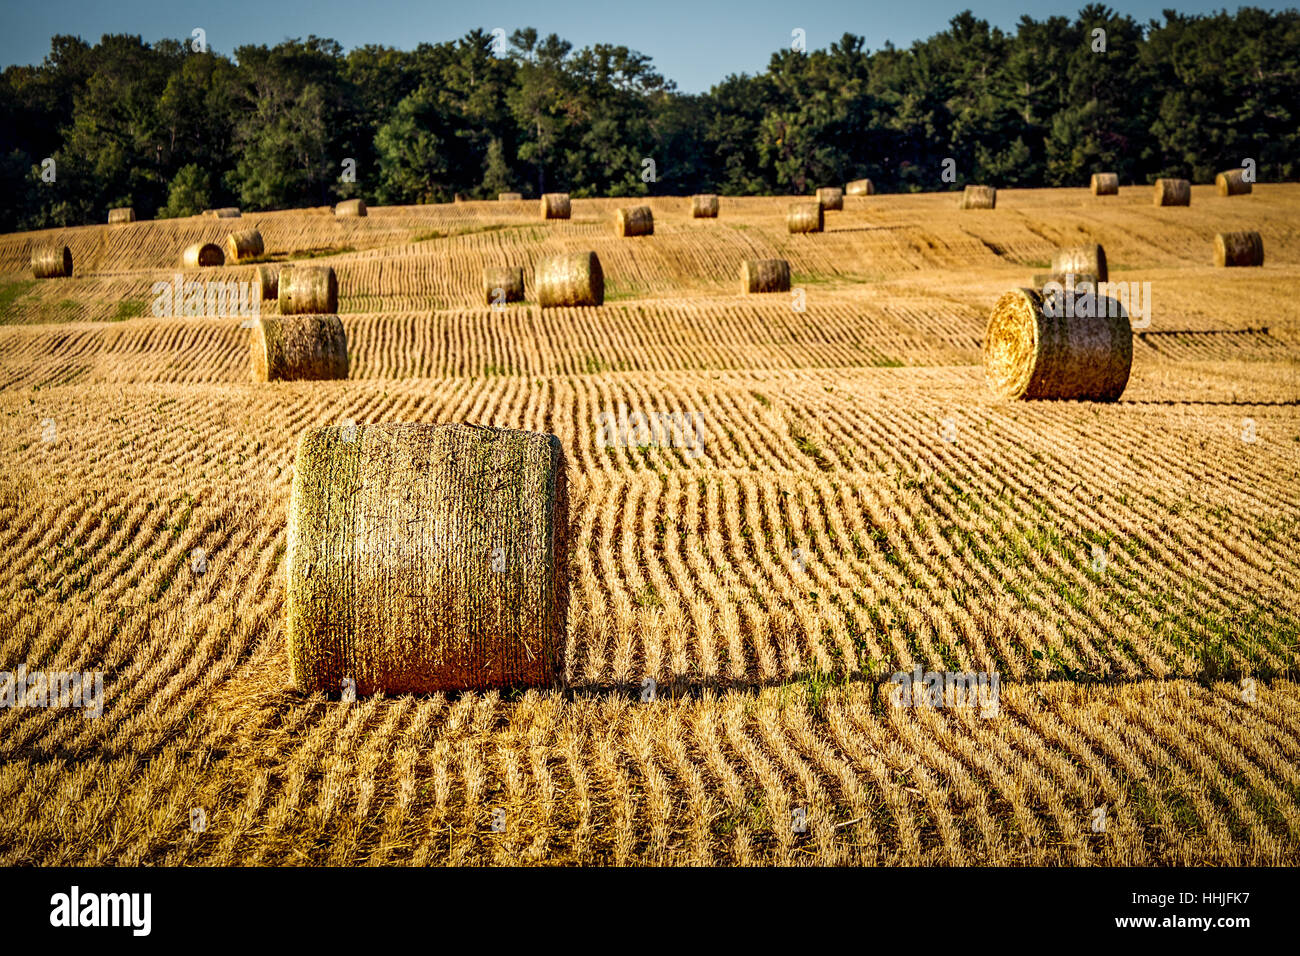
<box><xmin>2</xmin><ymin>6</ymin><xmax>1297</xmax><ymax>230</ymax></box>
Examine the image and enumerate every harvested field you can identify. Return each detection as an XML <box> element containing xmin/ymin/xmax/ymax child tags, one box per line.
<box><xmin>1</xmin><ymin>186</ymin><xmax>1299</xmax><ymax>866</ymax></box>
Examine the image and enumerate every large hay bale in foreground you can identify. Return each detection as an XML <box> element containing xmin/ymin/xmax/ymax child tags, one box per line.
<box><xmin>1052</xmin><ymin>243</ymin><xmax>1108</xmax><ymax>283</ymax></box>
<box><xmin>984</xmin><ymin>287</ymin><xmax>1132</xmax><ymax>401</ymax></box>
<box><xmin>278</xmin><ymin>266</ymin><xmax>338</xmax><ymax>314</ymax></box>
<box><xmin>335</xmin><ymin>198</ymin><xmax>367</xmax><ymax>217</ymax></box>
<box><xmin>741</xmin><ymin>259</ymin><xmax>791</xmax><ymax>294</ymax></box>
<box><xmin>816</xmin><ymin>187</ymin><xmax>844</xmax><ymax>211</ymax></box>
<box><xmin>1090</xmin><ymin>173</ymin><xmax>1119</xmax><ymax>195</ymax></box>
<box><xmin>108</xmin><ymin>207</ymin><xmax>136</xmax><ymax>224</ymax></box>
<box><xmin>484</xmin><ymin>266</ymin><xmax>525</xmax><ymax>305</ymax></box>
<box><xmin>182</xmin><ymin>242</ymin><xmax>225</xmax><ymax>268</ymax></box>
<box><xmin>286</xmin><ymin>422</ymin><xmax>565</xmax><ymax>695</ymax></box>
<box><xmin>691</xmin><ymin>194</ymin><xmax>719</xmax><ymax>218</ymax></box>
<box><xmin>845</xmin><ymin>179</ymin><xmax>873</xmax><ymax>196</ymax></box>
<box><xmin>787</xmin><ymin>202</ymin><xmax>824</xmax><ymax>234</ymax></box>
<box><xmin>1214</xmin><ymin>231</ymin><xmax>1264</xmax><ymax>267</ymax></box>
<box><xmin>30</xmin><ymin>245</ymin><xmax>72</xmax><ymax>279</ymax></box>
<box><xmin>1152</xmin><ymin>178</ymin><xmax>1190</xmax><ymax>206</ymax></box>
<box><xmin>536</xmin><ymin>251</ymin><xmax>603</xmax><ymax>307</ymax></box>
<box><xmin>225</xmin><ymin>229</ymin><xmax>264</xmax><ymax>263</ymax></box>
<box><xmin>1215</xmin><ymin>169</ymin><xmax>1252</xmax><ymax>196</ymax></box>
<box><xmin>960</xmin><ymin>185</ymin><xmax>997</xmax><ymax>209</ymax></box>
<box><xmin>498</xmin><ymin>192</ymin><xmax>523</xmax><ymax>202</ymax></box>
<box><xmin>249</xmin><ymin>315</ymin><xmax>348</xmax><ymax>382</ymax></box>
<box><xmin>541</xmin><ymin>193</ymin><xmax>571</xmax><ymax>219</ymax></box>
<box><xmin>615</xmin><ymin>205</ymin><xmax>654</xmax><ymax>237</ymax></box>
<box><xmin>256</xmin><ymin>264</ymin><xmax>278</xmax><ymax>300</ymax></box>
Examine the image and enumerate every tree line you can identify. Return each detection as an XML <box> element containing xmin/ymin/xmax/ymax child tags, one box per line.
<box><xmin>2</xmin><ymin>5</ymin><xmax>1297</xmax><ymax>231</ymax></box>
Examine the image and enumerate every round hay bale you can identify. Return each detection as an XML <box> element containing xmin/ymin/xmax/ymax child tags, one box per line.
<box><xmin>691</xmin><ymin>194</ymin><xmax>719</xmax><ymax>218</ymax></box>
<box><xmin>249</xmin><ymin>315</ymin><xmax>348</xmax><ymax>382</ymax></box>
<box><xmin>541</xmin><ymin>193</ymin><xmax>571</xmax><ymax>219</ymax></box>
<box><xmin>499</xmin><ymin>192</ymin><xmax>523</xmax><ymax>202</ymax></box>
<box><xmin>960</xmin><ymin>185</ymin><xmax>997</xmax><ymax>209</ymax></box>
<box><xmin>1215</xmin><ymin>169</ymin><xmax>1252</xmax><ymax>197</ymax></box>
<box><xmin>182</xmin><ymin>242</ymin><xmax>225</xmax><ymax>268</ymax></box>
<box><xmin>741</xmin><ymin>259</ymin><xmax>791</xmax><ymax>294</ymax></box>
<box><xmin>484</xmin><ymin>266</ymin><xmax>525</xmax><ymax>305</ymax></box>
<box><xmin>335</xmin><ymin>198</ymin><xmax>367</xmax><ymax>217</ymax></box>
<box><xmin>845</xmin><ymin>179</ymin><xmax>873</xmax><ymax>196</ymax></box>
<box><xmin>256</xmin><ymin>264</ymin><xmax>278</xmax><ymax>300</ymax></box>
<box><xmin>816</xmin><ymin>187</ymin><xmax>844</xmax><ymax>211</ymax></box>
<box><xmin>285</xmin><ymin>422</ymin><xmax>565</xmax><ymax>695</ymax></box>
<box><xmin>1153</xmin><ymin>178</ymin><xmax>1190</xmax><ymax>206</ymax></box>
<box><xmin>536</xmin><ymin>251</ymin><xmax>603</xmax><ymax>308</ymax></box>
<box><xmin>108</xmin><ymin>207</ymin><xmax>136</xmax><ymax>224</ymax></box>
<box><xmin>787</xmin><ymin>202</ymin><xmax>824</xmax><ymax>234</ymax></box>
<box><xmin>225</xmin><ymin>229</ymin><xmax>264</xmax><ymax>263</ymax></box>
<box><xmin>278</xmin><ymin>266</ymin><xmax>338</xmax><ymax>315</ymax></box>
<box><xmin>1051</xmin><ymin>243</ymin><xmax>1108</xmax><ymax>283</ymax></box>
<box><xmin>30</xmin><ymin>245</ymin><xmax>72</xmax><ymax>279</ymax></box>
<box><xmin>1090</xmin><ymin>173</ymin><xmax>1119</xmax><ymax>195</ymax></box>
<box><xmin>1214</xmin><ymin>231</ymin><xmax>1264</xmax><ymax>267</ymax></box>
<box><xmin>615</xmin><ymin>205</ymin><xmax>654</xmax><ymax>237</ymax></box>
<box><xmin>204</xmin><ymin>207</ymin><xmax>241</xmax><ymax>219</ymax></box>
<box><xmin>984</xmin><ymin>287</ymin><xmax>1132</xmax><ymax>401</ymax></box>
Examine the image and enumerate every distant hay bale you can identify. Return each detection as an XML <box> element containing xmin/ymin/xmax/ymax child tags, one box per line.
<box><xmin>256</xmin><ymin>264</ymin><xmax>278</xmax><ymax>300</ymax></box>
<box><xmin>1214</xmin><ymin>231</ymin><xmax>1264</xmax><ymax>267</ymax></box>
<box><xmin>182</xmin><ymin>242</ymin><xmax>225</xmax><ymax>268</ymax></box>
<box><xmin>787</xmin><ymin>202</ymin><xmax>824</xmax><ymax>234</ymax></box>
<box><xmin>1215</xmin><ymin>169</ymin><xmax>1252</xmax><ymax>196</ymax></box>
<box><xmin>960</xmin><ymin>185</ymin><xmax>997</xmax><ymax>209</ymax></box>
<box><xmin>30</xmin><ymin>245</ymin><xmax>72</xmax><ymax>279</ymax></box>
<box><xmin>615</xmin><ymin>205</ymin><xmax>654</xmax><ymax>237</ymax></box>
<box><xmin>225</xmin><ymin>229</ymin><xmax>264</xmax><ymax>263</ymax></box>
<box><xmin>816</xmin><ymin>187</ymin><xmax>844</xmax><ymax>211</ymax></box>
<box><xmin>484</xmin><ymin>266</ymin><xmax>525</xmax><ymax>305</ymax></box>
<box><xmin>1090</xmin><ymin>173</ymin><xmax>1119</xmax><ymax>195</ymax></box>
<box><xmin>249</xmin><ymin>315</ymin><xmax>349</xmax><ymax>382</ymax></box>
<box><xmin>845</xmin><ymin>179</ymin><xmax>873</xmax><ymax>196</ymax></box>
<box><xmin>285</xmin><ymin>422</ymin><xmax>565</xmax><ymax>695</ymax></box>
<box><xmin>541</xmin><ymin>193</ymin><xmax>571</xmax><ymax>219</ymax></box>
<box><xmin>1051</xmin><ymin>243</ymin><xmax>1108</xmax><ymax>282</ymax></box>
<box><xmin>499</xmin><ymin>192</ymin><xmax>523</xmax><ymax>202</ymax></box>
<box><xmin>1152</xmin><ymin>178</ymin><xmax>1190</xmax><ymax>206</ymax></box>
<box><xmin>740</xmin><ymin>258</ymin><xmax>791</xmax><ymax>294</ymax></box>
<box><xmin>108</xmin><ymin>207</ymin><xmax>136</xmax><ymax>224</ymax></box>
<box><xmin>536</xmin><ymin>251</ymin><xmax>603</xmax><ymax>308</ymax></box>
<box><xmin>203</xmin><ymin>207</ymin><xmax>241</xmax><ymax>219</ymax></box>
<box><xmin>1033</xmin><ymin>272</ymin><xmax>1099</xmax><ymax>289</ymax></box>
<box><xmin>984</xmin><ymin>287</ymin><xmax>1132</xmax><ymax>401</ymax></box>
<box><xmin>278</xmin><ymin>265</ymin><xmax>338</xmax><ymax>314</ymax></box>
<box><xmin>691</xmin><ymin>194</ymin><xmax>719</xmax><ymax>218</ymax></box>
<box><xmin>335</xmin><ymin>198</ymin><xmax>367</xmax><ymax>217</ymax></box>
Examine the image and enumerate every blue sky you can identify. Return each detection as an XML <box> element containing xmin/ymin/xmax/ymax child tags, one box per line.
<box><xmin>0</xmin><ymin>0</ymin><xmax>1259</xmax><ymax>92</ymax></box>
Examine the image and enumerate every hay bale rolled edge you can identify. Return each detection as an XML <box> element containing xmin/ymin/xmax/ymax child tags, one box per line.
<box><xmin>250</xmin><ymin>315</ymin><xmax>348</xmax><ymax>382</ymax></box>
<box><xmin>816</xmin><ymin>187</ymin><xmax>844</xmax><ymax>211</ymax></box>
<box><xmin>335</xmin><ymin>198</ymin><xmax>367</xmax><ymax>217</ymax></box>
<box><xmin>536</xmin><ymin>251</ymin><xmax>603</xmax><ymax>308</ymax></box>
<box><xmin>541</xmin><ymin>193</ymin><xmax>571</xmax><ymax>220</ymax></box>
<box><xmin>31</xmin><ymin>245</ymin><xmax>73</xmax><ymax>279</ymax></box>
<box><xmin>285</xmin><ymin>422</ymin><xmax>565</xmax><ymax>695</ymax></box>
<box><xmin>615</xmin><ymin>205</ymin><xmax>654</xmax><ymax>237</ymax></box>
<box><xmin>108</xmin><ymin>207</ymin><xmax>136</xmax><ymax>224</ymax></box>
<box><xmin>484</xmin><ymin>266</ymin><xmax>525</xmax><ymax>305</ymax></box>
<box><xmin>1090</xmin><ymin>173</ymin><xmax>1119</xmax><ymax>195</ymax></box>
<box><xmin>1153</xmin><ymin>178</ymin><xmax>1190</xmax><ymax>206</ymax></box>
<box><xmin>278</xmin><ymin>265</ymin><xmax>339</xmax><ymax>314</ymax></box>
<box><xmin>256</xmin><ymin>264</ymin><xmax>278</xmax><ymax>300</ymax></box>
<box><xmin>960</xmin><ymin>185</ymin><xmax>997</xmax><ymax>209</ymax></box>
<box><xmin>1215</xmin><ymin>169</ymin><xmax>1252</xmax><ymax>197</ymax></box>
<box><xmin>691</xmin><ymin>194</ymin><xmax>719</xmax><ymax>218</ymax></box>
<box><xmin>1051</xmin><ymin>243</ymin><xmax>1108</xmax><ymax>283</ymax></box>
<box><xmin>740</xmin><ymin>259</ymin><xmax>791</xmax><ymax>294</ymax></box>
<box><xmin>787</xmin><ymin>202</ymin><xmax>823</xmax><ymax>234</ymax></box>
<box><xmin>225</xmin><ymin>228</ymin><xmax>264</xmax><ymax>263</ymax></box>
<box><xmin>983</xmin><ymin>287</ymin><xmax>1132</xmax><ymax>401</ymax></box>
<box><xmin>845</xmin><ymin>179</ymin><xmax>873</xmax><ymax>196</ymax></box>
<box><xmin>182</xmin><ymin>242</ymin><xmax>225</xmax><ymax>268</ymax></box>
<box><xmin>1214</xmin><ymin>231</ymin><xmax>1264</xmax><ymax>267</ymax></box>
